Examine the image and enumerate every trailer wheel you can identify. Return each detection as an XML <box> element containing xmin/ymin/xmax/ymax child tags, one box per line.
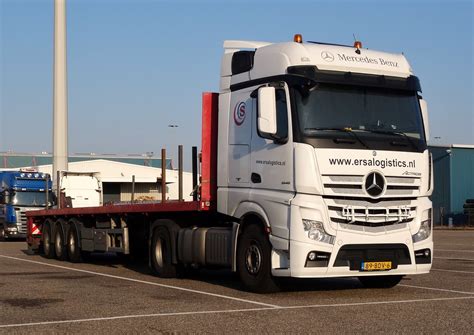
<box><xmin>358</xmin><ymin>275</ymin><xmax>404</xmax><ymax>288</ymax></box>
<box><xmin>237</xmin><ymin>224</ymin><xmax>280</xmax><ymax>293</ymax></box>
<box><xmin>67</xmin><ymin>224</ymin><xmax>82</xmax><ymax>263</ymax></box>
<box><xmin>150</xmin><ymin>227</ymin><xmax>177</xmax><ymax>278</ymax></box>
<box><xmin>42</xmin><ymin>222</ymin><xmax>55</xmax><ymax>259</ymax></box>
<box><xmin>54</xmin><ymin>223</ymin><xmax>67</xmax><ymax>261</ymax></box>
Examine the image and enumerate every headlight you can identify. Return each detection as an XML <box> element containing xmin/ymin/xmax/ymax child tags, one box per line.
<box><xmin>302</xmin><ymin>219</ymin><xmax>335</xmax><ymax>244</ymax></box>
<box><xmin>412</xmin><ymin>209</ymin><xmax>432</xmax><ymax>243</ymax></box>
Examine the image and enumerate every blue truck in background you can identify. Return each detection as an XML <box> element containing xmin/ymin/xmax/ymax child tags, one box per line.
<box><xmin>0</xmin><ymin>171</ymin><xmax>53</xmax><ymax>239</ymax></box>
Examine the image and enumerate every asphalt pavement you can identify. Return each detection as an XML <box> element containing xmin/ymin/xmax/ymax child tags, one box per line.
<box><xmin>0</xmin><ymin>230</ymin><xmax>472</xmax><ymax>334</ymax></box>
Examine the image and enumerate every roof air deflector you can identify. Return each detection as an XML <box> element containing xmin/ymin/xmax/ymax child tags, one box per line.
<box><xmin>223</xmin><ymin>40</ymin><xmax>271</xmax><ymax>53</ymax></box>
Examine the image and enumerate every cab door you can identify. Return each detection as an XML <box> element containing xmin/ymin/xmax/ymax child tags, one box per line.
<box><xmin>227</xmin><ymin>87</ymin><xmax>254</xmax><ymax>215</ymax></box>
<box><xmin>249</xmin><ymin>83</ymin><xmax>295</xmax><ymax>239</ymax></box>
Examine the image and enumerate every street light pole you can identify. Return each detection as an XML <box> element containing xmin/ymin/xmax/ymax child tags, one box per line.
<box><xmin>53</xmin><ymin>0</ymin><xmax>69</xmax><ymax>197</ymax></box>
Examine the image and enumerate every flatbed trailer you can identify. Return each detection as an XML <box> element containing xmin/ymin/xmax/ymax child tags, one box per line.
<box><xmin>26</xmin><ymin>92</ymin><xmax>232</xmax><ymax>275</ymax></box>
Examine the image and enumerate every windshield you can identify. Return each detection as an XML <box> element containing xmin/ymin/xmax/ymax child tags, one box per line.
<box><xmin>11</xmin><ymin>191</ymin><xmax>47</xmax><ymax>207</ymax></box>
<box><xmin>294</xmin><ymin>84</ymin><xmax>426</xmax><ymax>151</ymax></box>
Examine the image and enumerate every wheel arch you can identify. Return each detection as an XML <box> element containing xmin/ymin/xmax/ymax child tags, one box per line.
<box><xmin>231</xmin><ymin>202</ymin><xmax>271</xmax><ymax>273</ymax></box>
<box><xmin>233</xmin><ymin>201</ymin><xmax>270</xmax><ymax>232</ymax></box>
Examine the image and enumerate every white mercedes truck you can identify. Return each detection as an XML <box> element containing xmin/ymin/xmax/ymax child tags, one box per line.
<box><xmin>217</xmin><ymin>35</ymin><xmax>432</xmax><ymax>291</ymax></box>
<box><xmin>28</xmin><ymin>35</ymin><xmax>433</xmax><ymax>293</ymax></box>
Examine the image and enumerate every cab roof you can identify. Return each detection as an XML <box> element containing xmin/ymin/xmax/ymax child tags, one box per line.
<box><xmin>221</xmin><ymin>39</ymin><xmax>414</xmax><ymax>90</ymax></box>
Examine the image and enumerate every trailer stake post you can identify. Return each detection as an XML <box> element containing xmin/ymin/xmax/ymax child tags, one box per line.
<box><xmin>56</xmin><ymin>170</ymin><xmax>61</xmax><ymax>209</ymax></box>
<box><xmin>178</xmin><ymin>145</ymin><xmax>183</xmax><ymax>201</ymax></box>
<box><xmin>131</xmin><ymin>175</ymin><xmax>135</xmax><ymax>203</ymax></box>
<box><xmin>161</xmin><ymin>148</ymin><xmax>166</xmax><ymax>203</ymax></box>
<box><xmin>192</xmin><ymin>146</ymin><xmax>198</xmax><ymax>201</ymax></box>
<box><xmin>45</xmin><ymin>174</ymin><xmax>50</xmax><ymax>210</ymax></box>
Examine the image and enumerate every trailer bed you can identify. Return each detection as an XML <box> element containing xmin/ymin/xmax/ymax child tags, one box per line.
<box><xmin>26</xmin><ymin>200</ymin><xmax>202</xmax><ymax>218</ymax></box>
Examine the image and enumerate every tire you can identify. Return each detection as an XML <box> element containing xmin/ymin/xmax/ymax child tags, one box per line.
<box><xmin>53</xmin><ymin>223</ymin><xmax>67</xmax><ymax>261</ymax></box>
<box><xmin>150</xmin><ymin>227</ymin><xmax>178</xmax><ymax>278</ymax></box>
<box><xmin>358</xmin><ymin>275</ymin><xmax>404</xmax><ymax>288</ymax></box>
<box><xmin>237</xmin><ymin>224</ymin><xmax>280</xmax><ymax>293</ymax></box>
<box><xmin>67</xmin><ymin>224</ymin><xmax>82</xmax><ymax>263</ymax></box>
<box><xmin>42</xmin><ymin>222</ymin><xmax>55</xmax><ymax>259</ymax></box>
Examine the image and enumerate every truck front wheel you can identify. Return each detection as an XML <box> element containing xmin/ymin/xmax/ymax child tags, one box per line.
<box><xmin>358</xmin><ymin>275</ymin><xmax>404</xmax><ymax>288</ymax></box>
<box><xmin>150</xmin><ymin>227</ymin><xmax>178</xmax><ymax>278</ymax></box>
<box><xmin>237</xmin><ymin>224</ymin><xmax>280</xmax><ymax>293</ymax></box>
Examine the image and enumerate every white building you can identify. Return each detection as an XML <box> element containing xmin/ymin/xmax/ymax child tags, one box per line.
<box><xmin>33</xmin><ymin>159</ymin><xmax>194</xmax><ymax>203</ymax></box>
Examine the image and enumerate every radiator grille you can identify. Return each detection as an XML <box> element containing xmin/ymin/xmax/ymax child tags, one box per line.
<box><xmin>322</xmin><ymin>174</ymin><xmax>421</xmax><ymax>198</ymax></box>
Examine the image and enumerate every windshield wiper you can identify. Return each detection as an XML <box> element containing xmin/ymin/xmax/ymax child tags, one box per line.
<box><xmin>360</xmin><ymin>129</ymin><xmax>420</xmax><ymax>151</ymax></box>
<box><xmin>305</xmin><ymin>127</ymin><xmax>370</xmax><ymax>149</ymax></box>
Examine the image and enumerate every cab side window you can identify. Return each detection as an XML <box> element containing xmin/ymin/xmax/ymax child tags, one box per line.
<box><xmin>274</xmin><ymin>89</ymin><xmax>288</xmax><ymax>142</ymax></box>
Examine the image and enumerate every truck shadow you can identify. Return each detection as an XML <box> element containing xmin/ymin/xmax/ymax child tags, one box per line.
<box><xmin>26</xmin><ymin>250</ymin><xmax>410</xmax><ymax>293</ymax></box>
<box><xmin>117</xmin><ymin>255</ymin><xmax>371</xmax><ymax>293</ymax></box>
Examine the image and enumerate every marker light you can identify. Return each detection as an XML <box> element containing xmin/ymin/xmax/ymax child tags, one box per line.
<box><xmin>294</xmin><ymin>34</ymin><xmax>303</xmax><ymax>43</ymax></box>
<box><xmin>354</xmin><ymin>40</ymin><xmax>362</xmax><ymax>49</ymax></box>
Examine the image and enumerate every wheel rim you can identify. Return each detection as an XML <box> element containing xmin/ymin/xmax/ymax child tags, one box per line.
<box><xmin>69</xmin><ymin>231</ymin><xmax>76</xmax><ymax>256</ymax></box>
<box><xmin>55</xmin><ymin>231</ymin><xmax>62</xmax><ymax>257</ymax></box>
<box><xmin>154</xmin><ymin>238</ymin><xmax>164</xmax><ymax>268</ymax></box>
<box><xmin>245</xmin><ymin>241</ymin><xmax>262</xmax><ymax>275</ymax></box>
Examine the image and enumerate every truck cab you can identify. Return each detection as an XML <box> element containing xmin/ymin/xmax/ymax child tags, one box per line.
<box><xmin>217</xmin><ymin>36</ymin><xmax>433</xmax><ymax>289</ymax></box>
<box><xmin>0</xmin><ymin>171</ymin><xmax>53</xmax><ymax>239</ymax></box>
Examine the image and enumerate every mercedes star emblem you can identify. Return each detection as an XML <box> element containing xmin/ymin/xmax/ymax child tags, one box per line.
<box><xmin>365</xmin><ymin>171</ymin><xmax>385</xmax><ymax>198</ymax></box>
<box><xmin>321</xmin><ymin>51</ymin><xmax>335</xmax><ymax>62</ymax></box>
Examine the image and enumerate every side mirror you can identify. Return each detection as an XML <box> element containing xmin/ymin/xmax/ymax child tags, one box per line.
<box><xmin>257</xmin><ymin>87</ymin><xmax>277</xmax><ymax>135</ymax></box>
<box><xmin>419</xmin><ymin>99</ymin><xmax>429</xmax><ymax>141</ymax></box>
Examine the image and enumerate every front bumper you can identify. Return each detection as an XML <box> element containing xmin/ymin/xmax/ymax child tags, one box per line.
<box><xmin>287</xmin><ymin>229</ymin><xmax>432</xmax><ymax>278</ymax></box>
<box><xmin>271</xmin><ymin>194</ymin><xmax>432</xmax><ymax>278</ymax></box>
<box><xmin>2</xmin><ymin>223</ymin><xmax>27</xmax><ymax>239</ymax></box>
<box><xmin>4</xmin><ymin>230</ymin><xmax>27</xmax><ymax>239</ymax></box>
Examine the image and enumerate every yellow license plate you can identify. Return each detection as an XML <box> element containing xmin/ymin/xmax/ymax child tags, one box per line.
<box><xmin>361</xmin><ymin>261</ymin><xmax>392</xmax><ymax>271</ymax></box>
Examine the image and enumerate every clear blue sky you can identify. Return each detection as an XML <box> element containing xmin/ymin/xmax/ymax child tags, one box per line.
<box><xmin>1</xmin><ymin>0</ymin><xmax>473</xmax><ymax>162</ymax></box>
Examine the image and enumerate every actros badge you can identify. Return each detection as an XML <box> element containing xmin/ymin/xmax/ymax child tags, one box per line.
<box><xmin>233</xmin><ymin>102</ymin><xmax>246</xmax><ymax>126</ymax></box>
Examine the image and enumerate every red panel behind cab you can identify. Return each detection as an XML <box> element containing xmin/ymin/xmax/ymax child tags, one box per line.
<box><xmin>200</xmin><ymin>92</ymin><xmax>219</xmax><ymax>211</ymax></box>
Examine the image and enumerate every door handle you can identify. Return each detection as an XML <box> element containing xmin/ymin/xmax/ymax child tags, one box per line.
<box><xmin>251</xmin><ymin>173</ymin><xmax>261</xmax><ymax>184</ymax></box>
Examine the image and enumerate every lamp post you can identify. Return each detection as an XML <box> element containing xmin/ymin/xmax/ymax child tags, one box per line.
<box><xmin>52</xmin><ymin>0</ymin><xmax>69</xmax><ymax>196</ymax></box>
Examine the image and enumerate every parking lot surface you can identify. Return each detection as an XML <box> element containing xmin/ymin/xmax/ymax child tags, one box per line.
<box><xmin>1</xmin><ymin>230</ymin><xmax>472</xmax><ymax>334</ymax></box>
